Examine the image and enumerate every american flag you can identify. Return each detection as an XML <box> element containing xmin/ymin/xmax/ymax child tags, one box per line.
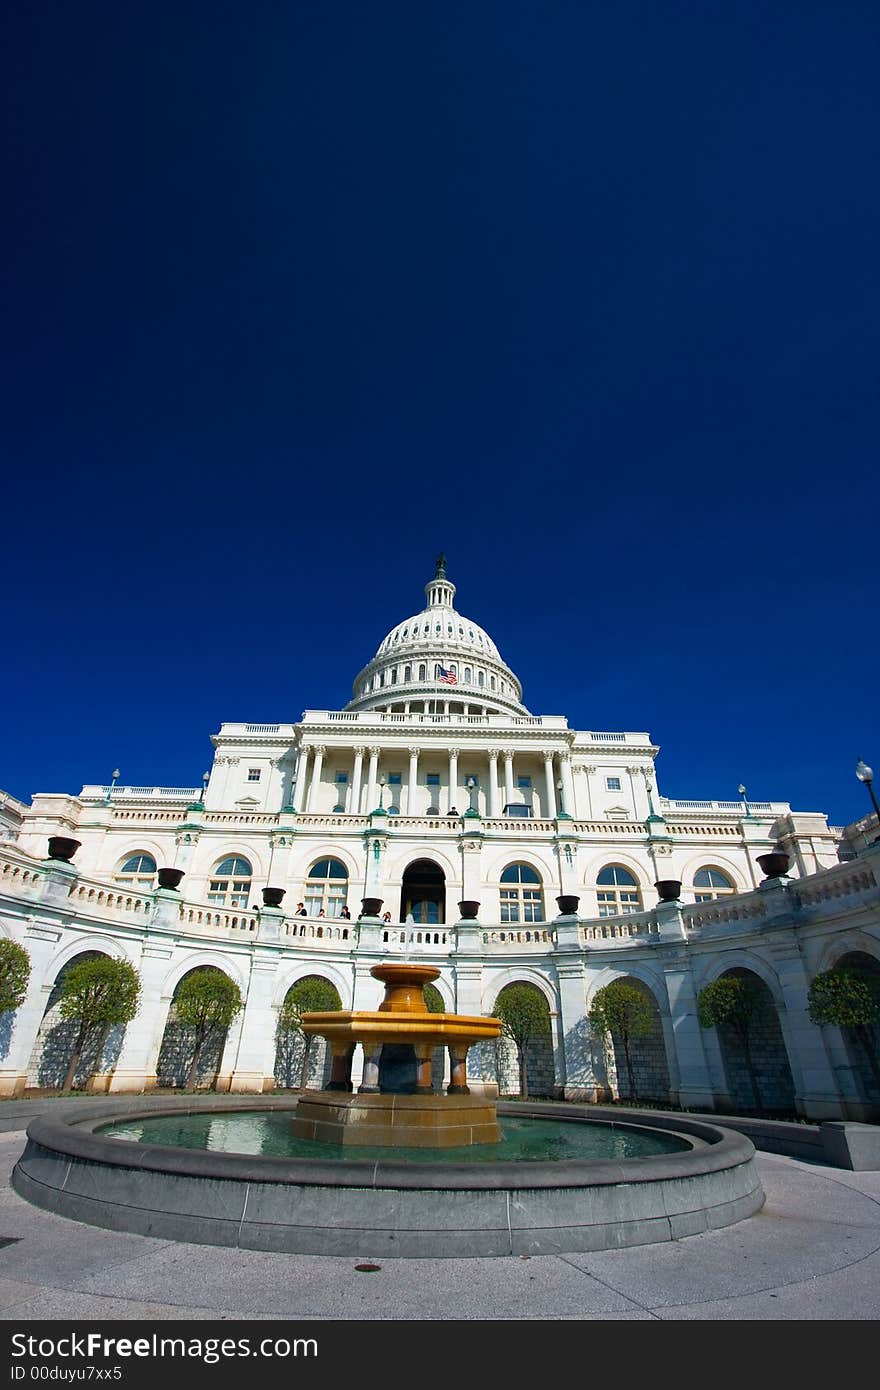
<box><xmin>437</xmin><ymin>665</ymin><xmax>457</xmax><ymax>685</ymax></box>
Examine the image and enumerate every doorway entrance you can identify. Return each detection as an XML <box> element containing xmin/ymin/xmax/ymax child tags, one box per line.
<box><xmin>401</xmin><ymin>858</ymin><xmax>446</xmax><ymax>924</ymax></box>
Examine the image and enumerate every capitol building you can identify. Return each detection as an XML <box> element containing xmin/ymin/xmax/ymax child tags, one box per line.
<box><xmin>1</xmin><ymin>558</ymin><xmax>878</xmax><ymax>1119</ymax></box>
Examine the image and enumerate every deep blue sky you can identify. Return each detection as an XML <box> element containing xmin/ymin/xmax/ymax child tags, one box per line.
<box><xmin>3</xmin><ymin>3</ymin><xmax>878</xmax><ymax>827</ymax></box>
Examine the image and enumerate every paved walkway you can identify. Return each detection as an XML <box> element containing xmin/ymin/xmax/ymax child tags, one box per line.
<box><xmin>1</xmin><ymin>1099</ymin><xmax>879</xmax><ymax>1321</ymax></box>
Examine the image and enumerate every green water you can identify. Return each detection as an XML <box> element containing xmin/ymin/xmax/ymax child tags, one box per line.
<box><xmin>97</xmin><ymin>1110</ymin><xmax>691</xmax><ymax>1164</ymax></box>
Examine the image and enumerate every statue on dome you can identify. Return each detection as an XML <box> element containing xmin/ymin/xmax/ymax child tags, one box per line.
<box><xmin>435</xmin><ymin>552</ymin><xmax>447</xmax><ymax>578</ymax></box>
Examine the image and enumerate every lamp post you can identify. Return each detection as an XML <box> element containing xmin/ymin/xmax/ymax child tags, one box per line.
<box><xmin>738</xmin><ymin>783</ymin><xmax>751</xmax><ymax>819</ymax></box>
<box><xmin>105</xmin><ymin>768</ymin><xmax>121</xmax><ymax>805</ymax></box>
<box><xmin>855</xmin><ymin>760</ymin><xmax>880</xmax><ymax>831</ymax></box>
<box><xmin>201</xmin><ymin>771</ymin><xmax>210</xmax><ymax>805</ymax></box>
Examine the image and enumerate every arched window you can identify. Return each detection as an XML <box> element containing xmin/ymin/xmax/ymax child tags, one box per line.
<box><xmin>693</xmin><ymin>867</ymin><xmax>735</xmax><ymax>901</ymax></box>
<box><xmin>478</xmin><ymin>670</ymin><xmax>485</xmax><ymax>687</ymax></box>
<box><xmin>208</xmin><ymin>856</ymin><xmax>252</xmax><ymax>907</ymax></box>
<box><xmin>464</xmin><ymin>667</ymin><xmax>472</xmax><ymax>683</ymax></box>
<box><xmin>499</xmin><ymin>863</ymin><xmax>544</xmax><ymax>923</ymax></box>
<box><xmin>596</xmin><ymin>865</ymin><xmax>642</xmax><ymax>916</ymax></box>
<box><xmin>404</xmin><ymin>664</ymin><xmax>412</xmax><ymax>681</ymax></box>
<box><xmin>305</xmin><ymin>857</ymin><xmax>349</xmax><ymax>917</ymax></box>
<box><xmin>115</xmin><ymin>853</ymin><xmax>156</xmax><ymax>888</ymax></box>
<box><xmin>418</xmin><ymin>663</ymin><xmax>427</xmax><ymax>681</ymax></box>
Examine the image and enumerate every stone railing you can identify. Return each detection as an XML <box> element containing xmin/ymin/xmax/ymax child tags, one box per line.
<box><xmin>380</xmin><ymin>927</ymin><xmax>453</xmax><ymax>953</ymax></box>
<box><xmin>659</xmin><ymin>798</ymin><xmax>788</xmax><ymax>815</ymax></box>
<box><xmin>203</xmin><ymin>812</ymin><xmax>280</xmax><ymax>826</ymax></box>
<box><xmin>480</xmin><ymin>928</ymin><xmax>555</xmax><ymax>948</ymax></box>
<box><xmin>302</xmin><ymin>710</ymin><xmax>570</xmax><ymax>730</ymax></box>
<box><xmin>66</xmin><ymin>877</ymin><xmax>153</xmax><ymax>917</ymax></box>
<box><xmin>580</xmin><ymin>911</ymin><xmax>660</xmax><ymax>943</ymax></box>
<box><xmin>81</xmin><ymin>785</ymin><xmax>201</xmax><ymax>801</ymax></box>
<box><xmin>791</xmin><ymin>859</ymin><xmax>877</xmax><ymax>909</ymax></box>
<box><xmin>681</xmin><ymin>896</ymin><xmax>768</xmax><ymax>932</ymax></box>
<box><xmin>178</xmin><ymin>904</ymin><xmax>259</xmax><ymax>935</ymax></box>
<box><xmin>0</xmin><ymin>854</ymin><xmax>44</xmax><ymax>893</ymax></box>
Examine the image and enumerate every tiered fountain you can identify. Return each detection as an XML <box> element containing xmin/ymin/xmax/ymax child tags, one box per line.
<box><xmin>292</xmin><ymin>963</ymin><xmax>502</xmax><ymax>1147</ymax></box>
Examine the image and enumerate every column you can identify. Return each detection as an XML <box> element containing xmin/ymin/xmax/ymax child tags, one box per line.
<box><xmin>560</xmin><ymin>753</ymin><xmax>576</xmax><ymax>818</ymax></box>
<box><xmin>662</xmin><ymin>959</ymin><xmax>716</xmax><ymax>1109</ymax></box>
<box><xmin>365</xmin><ymin>747</ymin><xmax>380</xmax><ymax>811</ymax></box>
<box><xmin>406</xmin><ymin>747</ymin><xmax>419</xmax><ymax>814</ymax></box>
<box><xmin>306</xmin><ymin>745</ymin><xmax>325</xmax><ymax>813</ymax></box>
<box><xmin>769</xmin><ymin>937</ymin><xmax>841</xmax><ymax>1119</ymax></box>
<box><xmin>294</xmin><ymin>747</ymin><xmax>310</xmax><ymax>813</ymax></box>
<box><xmin>108</xmin><ymin>941</ymin><xmax>177</xmax><ymax>1093</ymax></box>
<box><xmin>555</xmin><ymin>954</ymin><xmax>603</xmax><ymax>1102</ymax></box>
<box><xmin>503</xmin><ymin>750</ymin><xmax>515</xmax><ymax>809</ymax></box>
<box><xmin>582</xmin><ymin>766</ymin><xmax>596</xmax><ymax>819</ymax></box>
<box><xmin>0</xmin><ymin>924</ymin><xmax>68</xmax><ymax>1096</ymax></box>
<box><xmin>350</xmin><ymin>746</ymin><xmax>364</xmax><ymax>814</ymax></box>
<box><xmin>447</xmin><ymin>1044</ymin><xmax>469</xmax><ymax>1094</ymax></box>
<box><xmin>448</xmin><ymin>748</ymin><xmax>459</xmax><ymax>811</ymax></box>
<box><xmin>414</xmin><ymin>1043</ymin><xmax>434</xmax><ymax>1093</ymax></box>
<box><xmin>359</xmin><ymin>1045</ymin><xmax>382</xmax><ymax>1093</ymax></box>
<box><xmin>229</xmin><ymin>958</ymin><xmax>280</xmax><ymax>1092</ymax></box>
<box><xmin>543</xmin><ymin>754</ymin><xmax>558</xmax><ymax>819</ymax></box>
<box><xmin>488</xmin><ymin>750</ymin><xmax>500</xmax><ymax>818</ymax></box>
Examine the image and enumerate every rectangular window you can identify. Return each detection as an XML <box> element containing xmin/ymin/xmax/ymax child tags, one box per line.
<box><xmin>388</xmin><ymin>773</ymin><xmax>402</xmax><ymax>785</ymax></box>
<box><xmin>335</xmin><ymin>772</ymin><xmax>348</xmax><ymax>784</ymax></box>
<box><xmin>504</xmin><ymin>804</ymin><xmax>532</xmax><ymax>817</ymax></box>
<box><xmin>247</xmin><ymin>769</ymin><xmax>261</xmax><ymax>782</ymax></box>
<box><xmin>426</xmin><ymin>773</ymin><xmax>440</xmax><ymax>787</ymax></box>
<box><xmin>517</xmin><ymin>776</ymin><xmax>532</xmax><ymax>789</ymax></box>
<box><xmin>606</xmin><ymin>777</ymin><xmax>621</xmax><ymax>791</ymax></box>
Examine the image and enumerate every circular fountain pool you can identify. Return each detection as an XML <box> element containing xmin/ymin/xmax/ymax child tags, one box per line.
<box><xmin>97</xmin><ymin>1109</ymin><xmax>693</xmax><ymax>1164</ymax></box>
<box><xmin>12</xmin><ymin>1098</ymin><xmax>764</xmax><ymax>1257</ymax></box>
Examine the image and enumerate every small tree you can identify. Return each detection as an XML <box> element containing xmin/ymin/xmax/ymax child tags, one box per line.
<box><xmin>698</xmin><ymin>975</ymin><xmax>770</xmax><ymax>1111</ymax></box>
<box><xmin>0</xmin><ymin>940</ymin><xmax>31</xmax><ymax>1015</ymax></box>
<box><xmin>174</xmin><ymin>969</ymin><xmax>243</xmax><ymax>1090</ymax></box>
<box><xmin>57</xmin><ymin>956</ymin><xmax>141</xmax><ymax>1092</ymax></box>
<box><xmin>423</xmin><ymin>982</ymin><xmax>444</xmax><ymax>1013</ymax></box>
<box><xmin>494</xmin><ymin>984</ymin><xmax>551</xmax><ymax>1099</ymax></box>
<box><xmin>588</xmin><ymin>981</ymin><xmax>655</xmax><ymax>1102</ymax></box>
<box><xmin>808</xmin><ymin>968</ymin><xmax>880</xmax><ymax>1094</ymax></box>
<box><xmin>276</xmin><ymin>976</ymin><xmax>341</xmax><ymax>1089</ymax></box>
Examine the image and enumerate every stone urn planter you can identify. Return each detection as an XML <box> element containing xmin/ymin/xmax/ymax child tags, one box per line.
<box><xmin>47</xmin><ymin>837</ymin><xmax>81</xmax><ymax>862</ymax></box>
<box><xmin>655</xmin><ymin>880</ymin><xmax>682</xmax><ymax>902</ymax></box>
<box><xmin>757</xmin><ymin>852</ymin><xmax>790</xmax><ymax>879</ymax></box>
<box><xmin>261</xmin><ymin>887</ymin><xmax>285</xmax><ymax>908</ymax></box>
<box><xmin>360</xmin><ymin>897</ymin><xmax>384</xmax><ymax>918</ymax></box>
<box><xmin>458</xmin><ymin>900</ymin><xmax>481</xmax><ymax>920</ymax></box>
<box><xmin>157</xmin><ymin>867</ymin><xmax>185</xmax><ymax>890</ymax></box>
<box><xmin>556</xmin><ymin>894</ymin><xmax>580</xmax><ymax>915</ymax></box>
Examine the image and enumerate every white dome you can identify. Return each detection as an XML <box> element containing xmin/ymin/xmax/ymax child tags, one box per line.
<box><xmin>378</xmin><ymin>610</ymin><xmax>499</xmax><ymax>660</ymax></box>
<box><xmin>347</xmin><ymin>557</ymin><xmax>527</xmax><ymax>715</ymax></box>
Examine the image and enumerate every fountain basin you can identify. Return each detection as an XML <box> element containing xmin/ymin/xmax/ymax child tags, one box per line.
<box><xmin>12</xmin><ymin>1099</ymin><xmax>764</xmax><ymax>1257</ymax></box>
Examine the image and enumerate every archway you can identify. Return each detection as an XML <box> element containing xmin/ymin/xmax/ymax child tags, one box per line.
<box><xmin>26</xmin><ymin>950</ymin><xmax>121</xmax><ymax>1089</ymax></box>
<box><xmin>714</xmin><ymin>967</ymin><xmax>796</xmax><ymax>1114</ymax></box>
<box><xmin>400</xmin><ymin>858</ymin><xmax>446</xmax><ymax>925</ymax></box>
<box><xmin>274</xmin><ymin>975</ymin><xmax>342</xmax><ymax>1090</ymax></box>
<box><xmin>594</xmin><ymin>977</ymin><xmax>672</xmax><ymax>1104</ymax></box>
<box><xmin>156</xmin><ymin>966</ymin><xmax>239</xmax><ymax>1089</ymax></box>
<box><xmin>492</xmin><ymin>981</ymin><xmax>554</xmax><ymax>1098</ymax></box>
